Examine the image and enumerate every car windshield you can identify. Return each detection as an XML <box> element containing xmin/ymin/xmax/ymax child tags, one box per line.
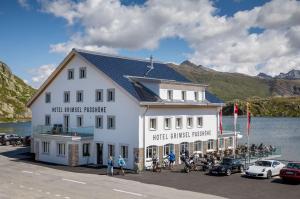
<box><xmin>222</xmin><ymin>159</ymin><xmax>233</xmax><ymax>165</ymax></box>
<box><xmin>287</xmin><ymin>163</ymin><xmax>300</xmax><ymax>169</ymax></box>
<box><xmin>255</xmin><ymin>161</ymin><xmax>272</xmax><ymax>167</ymax></box>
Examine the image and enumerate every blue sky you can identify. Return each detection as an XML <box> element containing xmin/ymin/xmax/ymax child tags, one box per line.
<box><xmin>0</xmin><ymin>0</ymin><xmax>299</xmax><ymax>88</ymax></box>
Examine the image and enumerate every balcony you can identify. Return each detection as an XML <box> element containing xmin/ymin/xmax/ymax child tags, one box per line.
<box><xmin>32</xmin><ymin>125</ymin><xmax>94</xmax><ymax>141</ymax></box>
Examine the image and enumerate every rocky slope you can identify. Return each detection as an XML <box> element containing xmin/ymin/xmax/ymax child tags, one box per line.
<box><xmin>0</xmin><ymin>61</ymin><xmax>36</xmax><ymax>122</ymax></box>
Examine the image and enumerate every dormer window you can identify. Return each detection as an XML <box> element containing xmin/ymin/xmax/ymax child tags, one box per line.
<box><xmin>45</xmin><ymin>92</ymin><xmax>51</xmax><ymax>103</ymax></box>
<box><xmin>181</xmin><ymin>91</ymin><xmax>186</xmax><ymax>101</ymax></box>
<box><xmin>79</xmin><ymin>67</ymin><xmax>86</xmax><ymax>79</ymax></box>
<box><xmin>167</xmin><ymin>90</ymin><xmax>173</xmax><ymax>101</ymax></box>
<box><xmin>194</xmin><ymin>91</ymin><xmax>199</xmax><ymax>101</ymax></box>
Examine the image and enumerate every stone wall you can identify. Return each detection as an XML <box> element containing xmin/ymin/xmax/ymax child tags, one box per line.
<box><xmin>68</xmin><ymin>144</ymin><xmax>79</xmax><ymax>166</ymax></box>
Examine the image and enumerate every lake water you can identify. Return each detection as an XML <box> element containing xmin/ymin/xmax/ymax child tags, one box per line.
<box><xmin>0</xmin><ymin>117</ymin><xmax>299</xmax><ymax>161</ymax></box>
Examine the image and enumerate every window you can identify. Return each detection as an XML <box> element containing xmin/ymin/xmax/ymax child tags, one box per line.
<box><xmin>107</xmin><ymin>116</ymin><xmax>116</xmax><ymax>129</ymax></box>
<box><xmin>64</xmin><ymin>91</ymin><xmax>70</xmax><ymax>103</ymax></box>
<box><xmin>229</xmin><ymin>137</ymin><xmax>233</xmax><ymax>147</ymax></box>
<box><xmin>82</xmin><ymin>143</ymin><xmax>90</xmax><ymax>157</ymax></box>
<box><xmin>57</xmin><ymin>143</ymin><xmax>66</xmax><ymax>156</ymax></box>
<box><xmin>163</xmin><ymin>144</ymin><xmax>174</xmax><ymax>157</ymax></box>
<box><xmin>79</xmin><ymin>67</ymin><xmax>86</xmax><ymax>79</ymax></box>
<box><xmin>95</xmin><ymin>89</ymin><xmax>103</xmax><ymax>102</ymax></box>
<box><xmin>175</xmin><ymin>117</ymin><xmax>182</xmax><ymax>129</ymax></box>
<box><xmin>194</xmin><ymin>91</ymin><xmax>199</xmax><ymax>101</ymax></box>
<box><xmin>68</xmin><ymin>69</ymin><xmax>74</xmax><ymax>80</ymax></box>
<box><xmin>164</xmin><ymin>118</ymin><xmax>171</xmax><ymax>130</ymax></box>
<box><xmin>45</xmin><ymin>92</ymin><xmax>51</xmax><ymax>103</ymax></box>
<box><xmin>146</xmin><ymin>145</ymin><xmax>158</xmax><ymax>159</ymax></box>
<box><xmin>45</xmin><ymin>115</ymin><xmax>51</xmax><ymax>126</ymax></box>
<box><xmin>187</xmin><ymin>117</ymin><xmax>193</xmax><ymax>128</ymax></box>
<box><xmin>108</xmin><ymin>144</ymin><xmax>115</xmax><ymax>158</ymax></box>
<box><xmin>167</xmin><ymin>90</ymin><xmax>173</xmax><ymax>100</ymax></box>
<box><xmin>76</xmin><ymin>90</ymin><xmax>83</xmax><ymax>102</ymax></box>
<box><xmin>208</xmin><ymin>139</ymin><xmax>214</xmax><ymax>150</ymax></box>
<box><xmin>95</xmin><ymin>115</ymin><xmax>103</xmax><ymax>129</ymax></box>
<box><xmin>219</xmin><ymin>138</ymin><xmax>224</xmax><ymax>149</ymax></box>
<box><xmin>77</xmin><ymin>115</ymin><xmax>83</xmax><ymax>127</ymax></box>
<box><xmin>107</xmin><ymin>88</ymin><xmax>115</xmax><ymax>102</ymax></box>
<box><xmin>194</xmin><ymin>141</ymin><xmax>202</xmax><ymax>152</ymax></box>
<box><xmin>197</xmin><ymin>117</ymin><xmax>203</xmax><ymax>128</ymax></box>
<box><xmin>42</xmin><ymin>141</ymin><xmax>50</xmax><ymax>154</ymax></box>
<box><xmin>149</xmin><ymin>118</ymin><xmax>157</xmax><ymax>130</ymax></box>
<box><xmin>180</xmin><ymin>142</ymin><xmax>189</xmax><ymax>153</ymax></box>
<box><xmin>120</xmin><ymin>145</ymin><xmax>128</xmax><ymax>159</ymax></box>
<box><xmin>181</xmin><ymin>91</ymin><xmax>186</xmax><ymax>100</ymax></box>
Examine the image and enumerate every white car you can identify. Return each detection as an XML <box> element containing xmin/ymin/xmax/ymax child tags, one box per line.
<box><xmin>245</xmin><ymin>160</ymin><xmax>285</xmax><ymax>179</ymax></box>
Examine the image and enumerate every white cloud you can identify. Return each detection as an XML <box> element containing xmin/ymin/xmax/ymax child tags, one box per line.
<box><xmin>40</xmin><ymin>0</ymin><xmax>300</xmax><ymax>76</ymax></box>
<box><xmin>18</xmin><ymin>0</ymin><xmax>31</xmax><ymax>10</ymax></box>
<box><xmin>28</xmin><ymin>64</ymin><xmax>56</xmax><ymax>88</ymax></box>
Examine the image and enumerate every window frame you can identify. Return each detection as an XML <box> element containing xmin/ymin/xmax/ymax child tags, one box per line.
<box><xmin>64</xmin><ymin>91</ymin><xmax>70</xmax><ymax>103</ymax></box>
<box><xmin>45</xmin><ymin>92</ymin><xmax>51</xmax><ymax>103</ymax></box>
<box><xmin>180</xmin><ymin>142</ymin><xmax>189</xmax><ymax>153</ymax></box>
<box><xmin>167</xmin><ymin>90</ymin><xmax>173</xmax><ymax>100</ymax></box>
<box><xmin>95</xmin><ymin>115</ymin><xmax>103</xmax><ymax>129</ymax></box>
<box><xmin>197</xmin><ymin>117</ymin><xmax>203</xmax><ymax>128</ymax></box>
<box><xmin>42</xmin><ymin>141</ymin><xmax>50</xmax><ymax>154</ymax></box>
<box><xmin>57</xmin><ymin>143</ymin><xmax>66</xmax><ymax>157</ymax></box>
<box><xmin>107</xmin><ymin>88</ymin><xmax>115</xmax><ymax>102</ymax></box>
<box><xmin>164</xmin><ymin>117</ymin><xmax>172</xmax><ymax>130</ymax></box>
<box><xmin>76</xmin><ymin>90</ymin><xmax>84</xmax><ymax>102</ymax></box>
<box><xmin>120</xmin><ymin>145</ymin><xmax>129</xmax><ymax>159</ymax></box>
<box><xmin>95</xmin><ymin>89</ymin><xmax>103</xmax><ymax>102</ymax></box>
<box><xmin>146</xmin><ymin>145</ymin><xmax>158</xmax><ymax>159</ymax></box>
<box><xmin>79</xmin><ymin>67</ymin><xmax>87</xmax><ymax>79</ymax></box>
<box><xmin>194</xmin><ymin>141</ymin><xmax>202</xmax><ymax>152</ymax></box>
<box><xmin>207</xmin><ymin>139</ymin><xmax>214</xmax><ymax>150</ymax></box>
<box><xmin>82</xmin><ymin>143</ymin><xmax>90</xmax><ymax>157</ymax></box>
<box><xmin>187</xmin><ymin>117</ymin><xmax>193</xmax><ymax>128</ymax></box>
<box><xmin>67</xmin><ymin>68</ymin><xmax>74</xmax><ymax>80</ymax></box>
<box><xmin>194</xmin><ymin>91</ymin><xmax>199</xmax><ymax>101</ymax></box>
<box><xmin>163</xmin><ymin>144</ymin><xmax>174</xmax><ymax>157</ymax></box>
<box><xmin>175</xmin><ymin>117</ymin><xmax>182</xmax><ymax>129</ymax></box>
<box><xmin>181</xmin><ymin>91</ymin><xmax>186</xmax><ymax>101</ymax></box>
<box><xmin>77</xmin><ymin>115</ymin><xmax>83</xmax><ymax>127</ymax></box>
<box><xmin>149</xmin><ymin>118</ymin><xmax>157</xmax><ymax>131</ymax></box>
<box><xmin>108</xmin><ymin>144</ymin><xmax>115</xmax><ymax>159</ymax></box>
<box><xmin>45</xmin><ymin>115</ymin><xmax>51</xmax><ymax>126</ymax></box>
<box><xmin>107</xmin><ymin>115</ymin><xmax>116</xmax><ymax>129</ymax></box>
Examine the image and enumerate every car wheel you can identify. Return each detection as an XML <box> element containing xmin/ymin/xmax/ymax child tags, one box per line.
<box><xmin>185</xmin><ymin>166</ymin><xmax>190</xmax><ymax>173</ymax></box>
<box><xmin>267</xmin><ymin>170</ymin><xmax>272</xmax><ymax>179</ymax></box>
<box><xmin>5</xmin><ymin>141</ymin><xmax>10</xmax><ymax>146</ymax></box>
<box><xmin>226</xmin><ymin>169</ymin><xmax>232</xmax><ymax>176</ymax></box>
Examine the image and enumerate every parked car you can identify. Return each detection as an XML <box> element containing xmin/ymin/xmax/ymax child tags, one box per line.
<box><xmin>279</xmin><ymin>162</ymin><xmax>300</xmax><ymax>182</ymax></box>
<box><xmin>245</xmin><ymin>160</ymin><xmax>285</xmax><ymax>179</ymax></box>
<box><xmin>209</xmin><ymin>157</ymin><xmax>244</xmax><ymax>176</ymax></box>
<box><xmin>0</xmin><ymin>134</ymin><xmax>23</xmax><ymax>146</ymax></box>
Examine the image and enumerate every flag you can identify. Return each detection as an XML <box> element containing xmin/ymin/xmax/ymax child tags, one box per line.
<box><xmin>247</xmin><ymin>102</ymin><xmax>251</xmax><ymax>135</ymax></box>
<box><xmin>233</xmin><ymin>103</ymin><xmax>238</xmax><ymax>132</ymax></box>
<box><xmin>219</xmin><ymin>107</ymin><xmax>223</xmax><ymax>135</ymax></box>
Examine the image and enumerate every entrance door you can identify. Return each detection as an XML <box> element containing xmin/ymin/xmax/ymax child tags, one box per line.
<box><xmin>64</xmin><ymin>115</ymin><xmax>70</xmax><ymax>133</ymax></box>
<box><xmin>96</xmin><ymin>143</ymin><xmax>103</xmax><ymax>165</ymax></box>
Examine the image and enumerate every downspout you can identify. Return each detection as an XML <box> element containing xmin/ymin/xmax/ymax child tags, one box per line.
<box><xmin>142</xmin><ymin>105</ymin><xmax>149</xmax><ymax>170</ymax></box>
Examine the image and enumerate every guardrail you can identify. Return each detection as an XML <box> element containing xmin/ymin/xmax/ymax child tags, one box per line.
<box><xmin>33</xmin><ymin>125</ymin><xmax>94</xmax><ymax>137</ymax></box>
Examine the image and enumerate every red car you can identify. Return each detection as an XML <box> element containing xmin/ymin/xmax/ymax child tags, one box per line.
<box><xmin>280</xmin><ymin>162</ymin><xmax>300</xmax><ymax>182</ymax></box>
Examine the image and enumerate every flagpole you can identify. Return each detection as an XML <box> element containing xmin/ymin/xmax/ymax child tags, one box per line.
<box><xmin>246</xmin><ymin>102</ymin><xmax>250</xmax><ymax>165</ymax></box>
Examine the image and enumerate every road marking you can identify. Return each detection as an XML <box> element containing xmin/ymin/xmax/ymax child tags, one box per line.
<box><xmin>21</xmin><ymin>170</ymin><xmax>32</xmax><ymax>173</ymax></box>
<box><xmin>112</xmin><ymin>189</ymin><xmax>144</xmax><ymax>197</ymax></box>
<box><xmin>62</xmin><ymin>178</ymin><xmax>86</xmax><ymax>184</ymax></box>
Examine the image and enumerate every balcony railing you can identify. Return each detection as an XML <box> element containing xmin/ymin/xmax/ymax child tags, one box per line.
<box><xmin>33</xmin><ymin>125</ymin><xmax>94</xmax><ymax>137</ymax></box>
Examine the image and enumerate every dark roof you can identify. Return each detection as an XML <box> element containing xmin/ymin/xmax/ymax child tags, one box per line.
<box><xmin>205</xmin><ymin>91</ymin><xmax>224</xmax><ymax>104</ymax></box>
<box><xmin>76</xmin><ymin>49</ymin><xmax>223</xmax><ymax>104</ymax></box>
<box><xmin>76</xmin><ymin>49</ymin><xmax>189</xmax><ymax>101</ymax></box>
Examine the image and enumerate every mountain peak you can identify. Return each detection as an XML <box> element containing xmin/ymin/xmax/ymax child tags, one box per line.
<box><xmin>275</xmin><ymin>69</ymin><xmax>300</xmax><ymax>80</ymax></box>
<box><xmin>257</xmin><ymin>72</ymin><xmax>272</xmax><ymax>79</ymax></box>
<box><xmin>180</xmin><ymin>60</ymin><xmax>215</xmax><ymax>72</ymax></box>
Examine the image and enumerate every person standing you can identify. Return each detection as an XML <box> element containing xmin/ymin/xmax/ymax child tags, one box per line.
<box><xmin>118</xmin><ymin>155</ymin><xmax>126</xmax><ymax>175</ymax></box>
<box><xmin>168</xmin><ymin>151</ymin><xmax>176</xmax><ymax>169</ymax></box>
<box><xmin>107</xmin><ymin>156</ymin><xmax>114</xmax><ymax>176</ymax></box>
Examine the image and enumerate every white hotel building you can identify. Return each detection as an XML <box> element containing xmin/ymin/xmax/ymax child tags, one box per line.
<box><xmin>27</xmin><ymin>49</ymin><xmax>236</xmax><ymax>170</ymax></box>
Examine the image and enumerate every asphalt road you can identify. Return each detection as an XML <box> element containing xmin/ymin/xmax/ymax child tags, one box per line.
<box><xmin>0</xmin><ymin>146</ymin><xmax>224</xmax><ymax>199</ymax></box>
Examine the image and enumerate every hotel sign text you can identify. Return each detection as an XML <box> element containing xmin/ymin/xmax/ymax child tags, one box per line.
<box><xmin>152</xmin><ymin>130</ymin><xmax>211</xmax><ymax>141</ymax></box>
<box><xmin>51</xmin><ymin>106</ymin><xmax>106</xmax><ymax>113</ymax></box>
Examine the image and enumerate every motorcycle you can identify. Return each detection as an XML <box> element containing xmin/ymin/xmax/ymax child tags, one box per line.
<box><xmin>180</xmin><ymin>154</ymin><xmax>196</xmax><ymax>173</ymax></box>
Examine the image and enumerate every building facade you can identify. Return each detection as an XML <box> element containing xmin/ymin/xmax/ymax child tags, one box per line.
<box><xmin>28</xmin><ymin>49</ymin><xmax>236</xmax><ymax>170</ymax></box>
